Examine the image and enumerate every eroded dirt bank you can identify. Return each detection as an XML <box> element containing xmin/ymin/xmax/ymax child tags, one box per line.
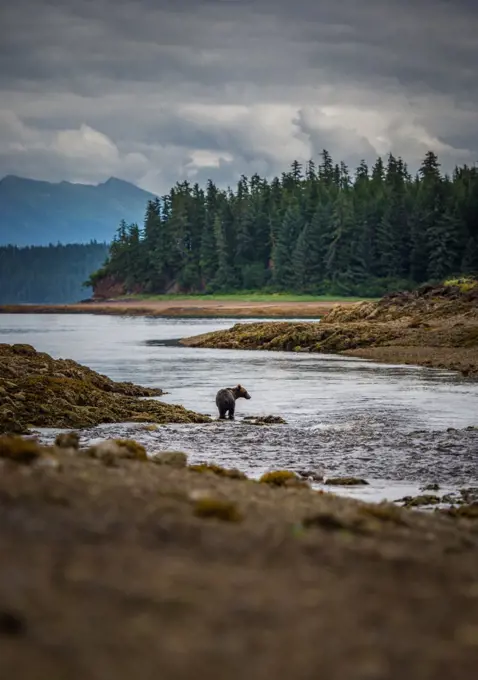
<box><xmin>0</xmin><ymin>343</ymin><xmax>209</xmax><ymax>434</ymax></box>
<box><xmin>181</xmin><ymin>283</ymin><xmax>478</xmax><ymax>376</ymax></box>
<box><xmin>1</xmin><ymin>436</ymin><xmax>478</xmax><ymax>679</ymax></box>
<box><xmin>0</xmin><ymin>297</ymin><xmax>356</xmax><ymax>319</ymax></box>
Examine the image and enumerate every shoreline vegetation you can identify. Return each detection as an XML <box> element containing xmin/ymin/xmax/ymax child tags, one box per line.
<box><xmin>2</xmin><ymin>435</ymin><xmax>478</xmax><ymax>678</ymax></box>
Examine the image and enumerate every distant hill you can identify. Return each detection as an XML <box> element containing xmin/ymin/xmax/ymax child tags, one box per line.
<box><xmin>0</xmin><ymin>175</ymin><xmax>156</xmax><ymax>246</ymax></box>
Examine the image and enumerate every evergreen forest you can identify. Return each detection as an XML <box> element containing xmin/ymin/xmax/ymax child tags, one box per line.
<box><xmin>0</xmin><ymin>242</ymin><xmax>109</xmax><ymax>304</ymax></box>
<box><xmin>89</xmin><ymin>150</ymin><xmax>478</xmax><ymax>297</ymax></box>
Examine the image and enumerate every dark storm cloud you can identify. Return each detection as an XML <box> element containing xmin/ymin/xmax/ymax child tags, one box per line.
<box><xmin>0</xmin><ymin>0</ymin><xmax>477</xmax><ymax>192</ymax></box>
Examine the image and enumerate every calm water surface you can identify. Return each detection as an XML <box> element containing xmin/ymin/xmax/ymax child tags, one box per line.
<box><xmin>1</xmin><ymin>313</ymin><xmax>477</xmax><ymax>503</ymax></box>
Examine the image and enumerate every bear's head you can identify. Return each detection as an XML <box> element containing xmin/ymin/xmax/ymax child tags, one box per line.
<box><xmin>234</xmin><ymin>384</ymin><xmax>251</xmax><ymax>400</ymax></box>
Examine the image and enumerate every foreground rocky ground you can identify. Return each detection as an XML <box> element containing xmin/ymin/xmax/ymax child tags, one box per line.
<box><xmin>1</xmin><ymin>435</ymin><xmax>478</xmax><ymax>679</ymax></box>
<box><xmin>181</xmin><ymin>281</ymin><xmax>478</xmax><ymax>376</ymax></box>
<box><xmin>0</xmin><ymin>343</ymin><xmax>209</xmax><ymax>434</ymax></box>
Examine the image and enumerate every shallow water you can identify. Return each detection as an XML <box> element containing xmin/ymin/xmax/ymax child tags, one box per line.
<box><xmin>1</xmin><ymin>313</ymin><xmax>478</xmax><ymax>504</ymax></box>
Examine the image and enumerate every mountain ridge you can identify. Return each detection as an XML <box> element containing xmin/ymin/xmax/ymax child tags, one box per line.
<box><xmin>0</xmin><ymin>175</ymin><xmax>156</xmax><ymax>246</ymax></box>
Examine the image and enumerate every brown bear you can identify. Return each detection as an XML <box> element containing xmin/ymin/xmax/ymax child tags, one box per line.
<box><xmin>215</xmin><ymin>384</ymin><xmax>251</xmax><ymax>420</ymax></box>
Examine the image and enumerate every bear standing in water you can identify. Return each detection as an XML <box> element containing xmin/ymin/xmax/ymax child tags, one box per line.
<box><xmin>215</xmin><ymin>384</ymin><xmax>251</xmax><ymax>420</ymax></box>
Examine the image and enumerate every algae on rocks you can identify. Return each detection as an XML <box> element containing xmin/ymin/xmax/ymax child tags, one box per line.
<box><xmin>0</xmin><ymin>343</ymin><xmax>210</xmax><ymax>434</ymax></box>
<box><xmin>179</xmin><ymin>282</ymin><xmax>478</xmax><ymax>376</ymax></box>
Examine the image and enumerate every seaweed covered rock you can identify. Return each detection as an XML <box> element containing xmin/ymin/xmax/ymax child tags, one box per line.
<box><xmin>181</xmin><ymin>320</ymin><xmax>399</xmax><ymax>353</ymax></box>
<box><xmin>243</xmin><ymin>415</ymin><xmax>287</xmax><ymax>425</ymax></box>
<box><xmin>0</xmin><ymin>344</ymin><xmax>210</xmax><ymax>434</ymax></box>
<box><xmin>180</xmin><ymin>281</ymin><xmax>478</xmax><ymax>376</ymax></box>
<box><xmin>259</xmin><ymin>470</ymin><xmax>307</xmax><ymax>488</ymax></box>
<box><xmin>189</xmin><ymin>462</ymin><xmax>247</xmax><ymax>480</ymax></box>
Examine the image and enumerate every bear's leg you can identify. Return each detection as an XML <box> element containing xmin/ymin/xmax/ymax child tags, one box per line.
<box><xmin>228</xmin><ymin>405</ymin><xmax>235</xmax><ymax>420</ymax></box>
<box><xmin>218</xmin><ymin>407</ymin><xmax>227</xmax><ymax>419</ymax></box>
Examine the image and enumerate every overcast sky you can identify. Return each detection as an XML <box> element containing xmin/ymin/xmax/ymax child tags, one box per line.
<box><xmin>1</xmin><ymin>0</ymin><xmax>477</xmax><ymax>193</ymax></box>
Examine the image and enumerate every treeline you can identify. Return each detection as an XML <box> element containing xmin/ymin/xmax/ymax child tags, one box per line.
<box><xmin>0</xmin><ymin>242</ymin><xmax>109</xmax><ymax>304</ymax></box>
<box><xmin>89</xmin><ymin>151</ymin><xmax>478</xmax><ymax>296</ymax></box>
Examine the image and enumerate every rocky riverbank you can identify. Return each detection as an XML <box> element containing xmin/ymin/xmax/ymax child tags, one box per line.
<box><xmin>181</xmin><ymin>282</ymin><xmax>478</xmax><ymax>376</ymax></box>
<box><xmin>1</xmin><ymin>434</ymin><xmax>478</xmax><ymax>678</ymax></box>
<box><xmin>0</xmin><ymin>343</ymin><xmax>209</xmax><ymax>434</ymax></box>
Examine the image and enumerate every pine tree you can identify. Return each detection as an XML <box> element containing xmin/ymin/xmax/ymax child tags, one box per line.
<box><xmin>272</xmin><ymin>201</ymin><xmax>303</xmax><ymax>290</ymax></box>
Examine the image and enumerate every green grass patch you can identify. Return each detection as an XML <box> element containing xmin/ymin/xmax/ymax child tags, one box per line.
<box><xmin>120</xmin><ymin>292</ymin><xmax>377</xmax><ymax>303</ymax></box>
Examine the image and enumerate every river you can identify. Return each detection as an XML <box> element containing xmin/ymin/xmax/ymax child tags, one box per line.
<box><xmin>1</xmin><ymin>313</ymin><xmax>477</xmax><ymax>504</ymax></box>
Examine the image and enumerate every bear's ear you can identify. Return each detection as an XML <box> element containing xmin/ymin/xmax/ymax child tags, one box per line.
<box><xmin>237</xmin><ymin>384</ymin><xmax>241</xmax><ymax>389</ymax></box>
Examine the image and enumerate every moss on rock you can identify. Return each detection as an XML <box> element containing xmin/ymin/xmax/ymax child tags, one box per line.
<box><xmin>243</xmin><ymin>415</ymin><xmax>287</xmax><ymax>425</ymax></box>
<box><xmin>189</xmin><ymin>462</ymin><xmax>247</xmax><ymax>480</ymax></box>
<box><xmin>259</xmin><ymin>470</ymin><xmax>305</xmax><ymax>487</ymax></box>
<box><xmin>0</xmin><ymin>435</ymin><xmax>43</xmax><ymax>464</ymax></box>
<box><xmin>0</xmin><ymin>343</ymin><xmax>210</xmax><ymax>433</ymax></box>
<box><xmin>193</xmin><ymin>497</ymin><xmax>242</xmax><ymax>522</ymax></box>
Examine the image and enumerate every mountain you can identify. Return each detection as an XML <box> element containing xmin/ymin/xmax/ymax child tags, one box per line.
<box><xmin>0</xmin><ymin>175</ymin><xmax>156</xmax><ymax>246</ymax></box>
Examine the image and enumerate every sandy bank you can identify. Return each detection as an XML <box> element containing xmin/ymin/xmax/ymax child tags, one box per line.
<box><xmin>1</xmin><ymin>435</ymin><xmax>478</xmax><ymax>679</ymax></box>
<box><xmin>0</xmin><ymin>297</ymin><xmax>358</xmax><ymax>319</ymax></box>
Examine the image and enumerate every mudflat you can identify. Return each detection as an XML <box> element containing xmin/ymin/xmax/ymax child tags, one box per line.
<box><xmin>1</xmin><ymin>438</ymin><xmax>478</xmax><ymax>680</ymax></box>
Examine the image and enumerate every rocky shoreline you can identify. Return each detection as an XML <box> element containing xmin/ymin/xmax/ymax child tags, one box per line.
<box><xmin>181</xmin><ymin>282</ymin><xmax>478</xmax><ymax>376</ymax></box>
<box><xmin>0</xmin><ymin>343</ymin><xmax>209</xmax><ymax>434</ymax></box>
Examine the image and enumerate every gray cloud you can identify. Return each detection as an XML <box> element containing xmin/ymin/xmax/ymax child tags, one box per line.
<box><xmin>0</xmin><ymin>0</ymin><xmax>477</xmax><ymax>194</ymax></box>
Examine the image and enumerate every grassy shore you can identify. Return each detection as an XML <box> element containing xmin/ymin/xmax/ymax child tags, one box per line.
<box><xmin>120</xmin><ymin>292</ymin><xmax>377</xmax><ymax>303</ymax></box>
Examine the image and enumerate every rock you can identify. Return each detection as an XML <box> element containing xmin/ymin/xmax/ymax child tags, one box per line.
<box><xmin>259</xmin><ymin>470</ymin><xmax>307</xmax><ymax>487</ymax></box>
<box><xmin>85</xmin><ymin>439</ymin><xmax>147</xmax><ymax>464</ymax></box>
<box><xmin>55</xmin><ymin>431</ymin><xmax>80</xmax><ymax>450</ymax></box>
<box><xmin>0</xmin><ymin>435</ymin><xmax>43</xmax><ymax>464</ymax></box>
<box><xmin>243</xmin><ymin>415</ymin><xmax>287</xmax><ymax>425</ymax></box>
<box><xmin>298</xmin><ymin>469</ymin><xmax>325</xmax><ymax>483</ymax></box>
<box><xmin>151</xmin><ymin>451</ymin><xmax>188</xmax><ymax>468</ymax></box>
<box><xmin>325</xmin><ymin>477</ymin><xmax>369</xmax><ymax>486</ymax></box>
<box><xmin>422</xmin><ymin>483</ymin><xmax>440</xmax><ymax>492</ymax></box>
<box><xmin>188</xmin><ymin>463</ymin><xmax>247</xmax><ymax>480</ymax></box>
<box><xmin>0</xmin><ymin>343</ymin><xmax>210</xmax><ymax>433</ymax></box>
<box><xmin>400</xmin><ymin>494</ymin><xmax>441</xmax><ymax>508</ymax></box>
